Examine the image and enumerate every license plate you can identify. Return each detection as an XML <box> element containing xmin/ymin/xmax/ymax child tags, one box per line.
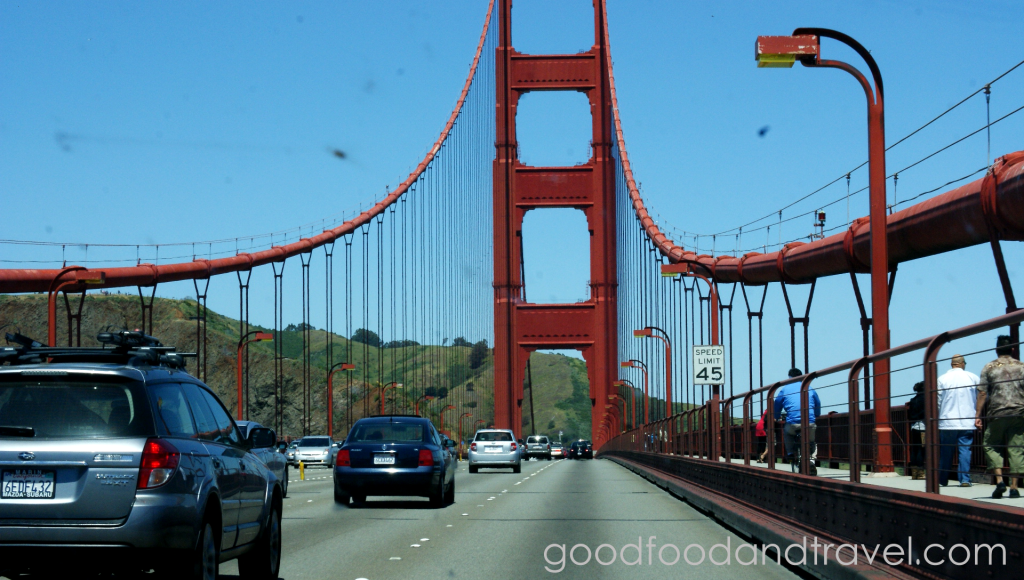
<box><xmin>373</xmin><ymin>454</ymin><xmax>395</xmax><ymax>465</ymax></box>
<box><xmin>485</xmin><ymin>446</ymin><xmax>501</xmax><ymax>453</ymax></box>
<box><xmin>2</xmin><ymin>469</ymin><xmax>56</xmax><ymax>499</ymax></box>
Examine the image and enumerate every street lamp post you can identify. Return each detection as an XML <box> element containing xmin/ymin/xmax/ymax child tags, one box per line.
<box><xmin>620</xmin><ymin>361</ymin><xmax>649</xmax><ymax>424</ymax></box>
<box><xmin>236</xmin><ymin>331</ymin><xmax>274</xmax><ymax>421</ymax></box>
<box><xmin>439</xmin><ymin>405</ymin><xmax>456</xmax><ymax>438</ymax></box>
<box><xmin>380</xmin><ymin>382</ymin><xmax>403</xmax><ymax>415</ymax></box>
<box><xmin>608</xmin><ymin>395</ymin><xmax>626</xmax><ymax>432</ymax></box>
<box><xmin>614</xmin><ymin>379</ymin><xmax>639</xmax><ymax>430</ymax></box>
<box><xmin>326</xmin><ymin>362</ymin><xmax>356</xmax><ymax>437</ymax></box>
<box><xmin>458</xmin><ymin>412</ymin><xmax>473</xmax><ymax>460</ymax></box>
<box><xmin>605</xmin><ymin>404</ymin><xmax>622</xmax><ymax>435</ymax></box>
<box><xmin>414</xmin><ymin>394</ymin><xmax>435</xmax><ymax>417</ymax></box>
<box><xmin>635</xmin><ymin>327</ymin><xmax>676</xmax><ymax>455</ymax></box>
<box><xmin>755</xmin><ymin>29</ymin><xmax>893</xmax><ymax>472</ymax></box>
<box><xmin>634</xmin><ymin>328</ymin><xmax>672</xmax><ymax>418</ymax></box>
<box><xmin>474</xmin><ymin>418</ymin><xmax>486</xmax><ymax>430</ymax></box>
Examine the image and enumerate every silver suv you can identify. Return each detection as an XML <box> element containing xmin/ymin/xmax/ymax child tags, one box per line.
<box><xmin>0</xmin><ymin>331</ymin><xmax>284</xmax><ymax>579</ymax></box>
<box><xmin>525</xmin><ymin>435</ymin><xmax>552</xmax><ymax>460</ymax></box>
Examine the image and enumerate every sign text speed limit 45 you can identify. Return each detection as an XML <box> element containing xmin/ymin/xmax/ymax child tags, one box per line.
<box><xmin>693</xmin><ymin>345</ymin><xmax>726</xmax><ymax>385</ymax></box>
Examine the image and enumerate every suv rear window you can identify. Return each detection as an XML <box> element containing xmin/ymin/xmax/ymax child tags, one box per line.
<box><xmin>527</xmin><ymin>436</ymin><xmax>547</xmax><ymax>443</ymax></box>
<box><xmin>474</xmin><ymin>431</ymin><xmax>513</xmax><ymax>442</ymax></box>
<box><xmin>0</xmin><ymin>379</ymin><xmax>152</xmax><ymax>439</ymax></box>
<box><xmin>348</xmin><ymin>422</ymin><xmax>427</xmax><ymax>443</ymax></box>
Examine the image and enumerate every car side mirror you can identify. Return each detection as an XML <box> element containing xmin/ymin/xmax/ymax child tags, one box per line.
<box><xmin>445</xmin><ymin>438</ymin><xmax>456</xmax><ymax>449</ymax></box>
<box><xmin>248</xmin><ymin>427</ymin><xmax>276</xmax><ymax>449</ymax></box>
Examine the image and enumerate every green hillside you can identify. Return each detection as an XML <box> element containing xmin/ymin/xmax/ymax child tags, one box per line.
<box><xmin>1</xmin><ymin>294</ymin><xmax>592</xmax><ymax>442</ymax></box>
<box><xmin>522</xmin><ymin>352</ymin><xmax>592</xmax><ymax>443</ymax></box>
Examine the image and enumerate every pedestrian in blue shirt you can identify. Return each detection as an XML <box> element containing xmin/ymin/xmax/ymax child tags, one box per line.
<box><xmin>774</xmin><ymin>368</ymin><xmax>822</xmax><ymax>475</ymax></box>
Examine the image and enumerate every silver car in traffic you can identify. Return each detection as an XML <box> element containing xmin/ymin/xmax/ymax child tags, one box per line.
<box><xmin>292</xmin><ymin>435</ymin><xmax>334</xmax><ymax>467</ymax></box>
<box><xmin>467</xmin><ymin>429</ymin><xmax>521</xmax><ymax>473</ymax></box>
<box><xmin>0</xmin><ymin>331</ymin><xmax>284</xmax><ymax>579</ymax></box>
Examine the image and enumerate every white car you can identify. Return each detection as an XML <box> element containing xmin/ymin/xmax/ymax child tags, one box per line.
<box><xmin>468</xmin><ymin>429</ymin><xmax>521</xmax><ymax>473</ymax></box>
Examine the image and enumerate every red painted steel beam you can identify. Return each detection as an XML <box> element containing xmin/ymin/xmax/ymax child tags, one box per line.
<box><xmin>0</xmin><ymin>0</ymin><xmax>497</xmax><ymax>295</ymax></box>
<box><xmin>600</xmin><ymin>0</ymin><xmax>1024</xmax><ymax>285</ymax></box>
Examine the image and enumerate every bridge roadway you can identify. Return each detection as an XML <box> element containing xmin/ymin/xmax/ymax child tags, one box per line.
<box><xmin>217</xmin><ymin>458</ymin><xmax>799</xmax><ymax>580</ymax></box>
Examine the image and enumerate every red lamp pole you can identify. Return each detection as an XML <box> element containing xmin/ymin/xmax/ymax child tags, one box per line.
<box><xmin>439</xmin><ymin>405</ymin><xmax>456</xmax><ymax>438</ymax></box>
<box><xmin>636</xmin><ymin>327</ymin><xmax>676</xmax><ymax>455</ymax></box>
<box><xmin>621</xmin><ymin>360</ymin><xmax>650</xmax><ymax>424</ymax></box>
<box><xmin>635</xmin><ymin>328</ymin><xmax>672</xmax><ymax>418</ymax></box>
<box><xmin>615</xmin><ymin>379</ymin><xmax>639</xmax><ymax>430</ymax></box>
<box><xmin>458</xmin><ymin>412</ymin><xmax>473</xmax><ymax>458</ymax></box>
<box><xmin>414</xmin><ymin>394</ymin><xmax>435</xmax><ymax>416</ymax></box>
<box><xmin>755</xmin><ymin>29</ymin><xmax>892</xmax><ymax>471</ymax></box>
<box><xmin>474</xmin><ymin>418</ymin><xmax>486</xmax><ymax>430</ymax></box>
<box><xmin>326</xmin><ymin>362</ymin><xmax>356</xmax><ymax>437</ymax></box>
<box><xmin>608</xmin><ymin>395</ymin><xmax>626</xmax><ymax>432</ymax></box>
<box><xmin>380</xmin><ymin>382</ymin><xmax>403</xmax><ymax>415</ymax></box>
<box><xmin>236</xmin><ymin>331</ymin><xmax>274</xmax><ymax>421</ymax></box>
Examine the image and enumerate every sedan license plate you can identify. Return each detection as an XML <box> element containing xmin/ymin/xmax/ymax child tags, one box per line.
<box><xmin>485</xmin><ymin>446</ymin><xmax>501</xmax><ymax>453</ymax></box>
<box><xmin>2</xmin><ymin>469</ymin><xmax>55</xmax><ymax>499</ymax></box>
<box><xmin>373</xmin><ymin>454</ymin><xmax>395</xmax><ymax>466</ymax></box>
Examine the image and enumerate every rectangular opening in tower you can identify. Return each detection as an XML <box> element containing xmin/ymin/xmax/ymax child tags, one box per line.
<box><xmin>521</xmin><ymin>208</ymin><xmax>591</xmax><ymax>304</ymax></box>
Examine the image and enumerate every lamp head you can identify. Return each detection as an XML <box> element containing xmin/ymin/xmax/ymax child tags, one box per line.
<box><xmin>633</xmin><ymin>328</ymin><xmax>653</xmax><ymax>338</ymax></box>
<box><xmin>755</xmin><ymin>35</ymin><xmax>819</xmax><ymax>68</ymax></box>
<box><xmin>75</xmin><ymin>270</ymin><xmax>106</xmax><ymax>284</ymax></box>
<box><xmin>255</xmin><ymin>332</ymin><xmax>274</xmax><ymax>342</ymax></box>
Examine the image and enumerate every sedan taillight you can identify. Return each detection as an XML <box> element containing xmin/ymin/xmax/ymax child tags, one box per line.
<box><xmin>418</xmin><ymin>449</ymin><xmax>433</xmax><ymax>466</ymax></box>
<box><xmin>510</xmin><ymin>442</ymin><xmax>517</xmax><ymax>451</ymax></box>
<box><xmin>336</xmin><ymin>449</ymin><xmax>350</xmax><ymax>466</ymax></box>
<box><xmin>138</xmin><ymin>438</ymin><xmax>179</xmax><ymax>489</ymax></box>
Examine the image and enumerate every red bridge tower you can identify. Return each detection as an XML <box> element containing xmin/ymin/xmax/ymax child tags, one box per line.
<box><xmin>492</xmin><ymin>0</ymin><xmax>618</xmax><ymax>445</ymax></box>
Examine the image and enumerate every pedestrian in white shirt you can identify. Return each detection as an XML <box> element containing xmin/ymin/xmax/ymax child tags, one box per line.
<box><xmin>937</xmin><ymin>354</ymin><xmax>979</xmax><ymax>487</ymax></box>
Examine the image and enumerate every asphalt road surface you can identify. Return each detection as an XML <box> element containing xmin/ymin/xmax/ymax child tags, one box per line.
<box><xmin>215</xmin><ymin>457</ymin><xmax>800</xmax><ymax>580</ymax></box>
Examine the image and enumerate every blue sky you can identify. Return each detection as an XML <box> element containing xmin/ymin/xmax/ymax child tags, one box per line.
<box><xmin>2</xmin><ymin>1</ymin><xmax>1022</xmax><ymax>409</ymax></box>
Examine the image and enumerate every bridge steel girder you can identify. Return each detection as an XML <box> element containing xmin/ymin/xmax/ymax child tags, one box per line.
<box><xmin>493</xmin><ymin>0</ymin><xmax>618</xmax><ymax>445</ymax></box>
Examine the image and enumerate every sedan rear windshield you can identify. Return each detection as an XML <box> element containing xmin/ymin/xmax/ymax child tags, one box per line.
<box><xmin>299</xmin><ymin>437</ymin><xmax>331</xmax><ymax>447</ymax></box>
<box><xmin>348</xmin><ymin>422</ymin><xmax>428</xmax><ymax>443</ymax></box>
<box><xmin>474</xmin><ymin>431</ymin><xmax>513</xmax><ymax>442</ymax></box>
<box><xmin>0</xmin><ymin>379</ymin><xmax>152</xmax><ymax>439</ymax></box>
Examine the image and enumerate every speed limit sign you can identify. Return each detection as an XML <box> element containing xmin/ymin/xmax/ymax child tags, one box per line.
<box><xmin>693</xmin><ymin>345</ymin><xmax>726</xmax><ymax>385</ymax></box>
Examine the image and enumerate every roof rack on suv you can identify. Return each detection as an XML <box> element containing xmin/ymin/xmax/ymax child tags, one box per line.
<box><xmin>1</xmin><ymin>330</ymin><xmax>195</xmax><ymax>369</ymax></box>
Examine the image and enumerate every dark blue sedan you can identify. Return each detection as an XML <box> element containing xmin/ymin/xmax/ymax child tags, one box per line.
<box><xmin>333</xmin><ymin>415</ymin><xmax>455</xmax><ymax>507</ymax></box>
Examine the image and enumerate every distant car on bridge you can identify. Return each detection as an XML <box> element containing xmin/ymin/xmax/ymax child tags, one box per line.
<box><xmin>525</xmin><ymin>435</ymin><xmax>552</xmax><ymax>460</ymax></box>
<box><xmin>237</xmin><ymin>420</ymin><xmax>289</xmax><ymax>497</ymax></box>
<box><xmin>550</xmin><ymin>442</ymin><xmax>565</xmax><ymax>459</ymax></box>
<box><xmin>291</xmin><ymin>435</ymin><xmax>334</xmax><ymax>468</ymax></box>
<box><xmin>333</xmin><ymin>415</ymin><xmax>455</xmax><ymax>507</ymax></box>
<box><xmin>569</xmin><ymin>440</ymin><xmax>593</xmax><ymax>459</ymax></box>
<box><xmin>468</xmin><ymin>429</ymin><xmax>521</xmax><ymax>473</ymax></box>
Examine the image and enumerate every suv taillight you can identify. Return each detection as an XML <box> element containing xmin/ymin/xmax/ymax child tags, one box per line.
<box><xmin>510</xmin><ymin>442</ymin><xmax>517</xmax><ymax>451</ymax></box>
<box><xmin>138</xmin><ymin>438</ymin><xmax>179</xmax><ymax>489</ymax></box>
<box><xmin>547</xmin><ymin>444</ymin><xmax>551</xmax><ymax>450</ymax></box>
<box><xmin>470</xmin><ymin>442</ymin><xmax>477</xmax><ymax>452</ymax></box>
<box><xmin>418</xmin><ymin>449</ymin><xmax>433</xmax><ymax>466</ymax></box>
<box><xmin>336</xmin><ymin>449</ymin><xmax>350</xmax><ymax>467</ymax></box>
